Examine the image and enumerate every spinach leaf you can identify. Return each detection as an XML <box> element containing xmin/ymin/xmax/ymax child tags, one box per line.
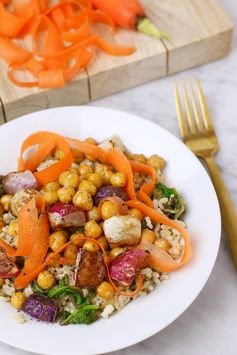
<box><xmin>60</xmin><ymin>305</ymin><xmax>99</xmax><ymax>325</ymax></box>
<box><xmin>156</xmin><ymin>183</ymin><xmax>185</xmax><ymax>219</ymax></box>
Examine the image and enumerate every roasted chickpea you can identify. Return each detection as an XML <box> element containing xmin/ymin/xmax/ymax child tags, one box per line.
<box><xmin>72</xmin><ymin>149</ymin><xmax>84</xmax><ymax>163</ymax></box>
<box><xmin>46</xmin><ymin>252</ymin><xmax>61</xmax><ymax>267</ymax></box>
<box><xmin>37</xmin><ymin>270</ymin><xmax>56</xmax><ymax>290</ymax></box>
<box><xmin>154</xmin><ymin>238</ymin><xmax>170</xmax><ymax>252</ymax></box>
<box><xmin>141</xmin><ymin>228</ymin><xmax>155</xmax><ymax>244</ymax></box>
<box><xmin>78</xmin><ymin>164</ymin><xmax>92</xmax><ymax>179</ymax></box>
<box><xmin>70</xmin><ymin>232</ymin><xmax>85</xmax><ymax>247</ymax></box>
<box><xmin>110</xmin><ymin>172</ymin><xmax>127</xmax><ymax>187</ymax></box>
<box><xmin>7</xmin><ymin>220</ymin><xmax>18</xmax><ymax>237</ymax></box>
<box><xmin>42</xmin><ymin>190</ymin><xmax>58</xmax><ymax>205</ymax></box>
<box><xmin>83</xmin><ymin>240</ymin><xmax>99</xmax><ymax>252</ymax></box>
<box><xmin>97</xmin><ymin>236</ymin><xmax>108</xmax><ymax>250</ymax></box>
<box><xmin>95</xmin><ymin>163</ymin><xmax>112</xmax><ymax>174</ymax></box>
<box><xmin>1</xmin><ymin>194</ymin><xmax>12</xmax><ymax>211</ymax></box>
<box><xmin>97</xmin><ymin>281</ymin><xmax>114</xmax><ymax>299</ymax></box>
<box><xmin>84</xmin><ymin>220</ymin><xmax>102</xmax><ymax>239</ymax></box>
<box><xmin>147</xmin><ymin>154</ymin><xmax>166</xmax><ymax>170</ymax></box>
<box><xmin>10</xmin><ymin>291</ymin><xmax>26</xmax><ymax>310</ymax></box>
<box><xmin>44</xmin><ymin>182</ymin><xmax>60</xmax><ymax>191</ymax></box>
<box><xmin>129</xmin><ymin>208</ymin><xmax>143</xmax><ymax>221</ymax></box>
<box><xmin>0</xmin><ymin>203</ymin><xmax>4</xmax><ymax>217</ymax></box>
<box><xmin>49</xmin><ymin>230</ymin><xmax>68</xmax><ymax>252</ymax></box>
<box><xmin>57</xmin><ymin>186</ymin><xmax>75</xmax><ymax>203</ymax></box>
<box><xmin>73</xmin><ymin>190</ymin><xmax>93</xmax><ymax>211</ymax></box>
<box><xmin>100</xmin><ymin>200</ymin><xmax>119</xmax><ymax>220</ymax></box>
<box><xmin>87</xmin><ymin>206</ymin><xmax>101</xmax><ymax>221</ymax></box>
<box><xmin>130</xmin><ymin>154</ymin><xmax>147</xmax><ymax>164</ymax></box>
<box><xmin>102</xmin><ymin>170</ymin><xmax>113</xmax><ymax>184</ymax></box>
<box><xmin>63</xmin><ymin>244</ymin><xmax>78</xmax><ymax>263</ymax></box>
<box><xmin>0</xmin><ymin>278</ymin><xmax>4</xmax><ymax>287</ymax></box>
<box><xmin>88</xmin><ymin>173</ymin><xmax>103</xmax><ymax>188</ymax></box>
<box><xmin>78</xmin><ymin>180</ymin><xmax>97</xmax><ymax>197</ymax></box>
<box><xmin>109</xmin><ymin>247</ymin><xmax>126</xmax><ymax>260</ymax></box>
<box><xmin>59</xmin><ymin>170</ymin><xmax>79</xmax><ymax>188</ymax></box>
<box><xmin>55</xmin><ymin>149</ymin><xmax>66</xmax><ymax>160</ymax></box>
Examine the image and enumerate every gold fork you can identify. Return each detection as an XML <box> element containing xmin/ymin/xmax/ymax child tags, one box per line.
<box><xmin>174</xmin><ymin>79</ymin><xmax>237</xmax><ymax>268</ymax></box>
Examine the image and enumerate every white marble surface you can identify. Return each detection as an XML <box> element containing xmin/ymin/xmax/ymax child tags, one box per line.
<box><xmin>1</xmin><ymin>0</ymin><xmax>237</xmax><ymax>354</ymax></box>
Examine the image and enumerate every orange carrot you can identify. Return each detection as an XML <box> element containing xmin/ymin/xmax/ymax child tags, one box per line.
<box><xmin>18</xmin><ymin>131</ymin><xmax>73</xmax><ymax>185</ymax></box>
<box><xmin>15</xmin><ymin>241</ymin><xmax>74</xmax><ymax>289</ymax></box>
<box><xmin>94</xmin><ymin>36</ymin><xmax>135</xmax><ymax>56</ymax></box>
<box><xmin>0</xmin><ymin>37</ymin><xmax>31</xmax><ymax>64</ymax></box>
<box><xmin>127</xmin><ymin>200</ymin><xmax>192</xmax><ymax>272</ymax></box>
<box><xmin>0</xmin><ymin>2</ymin><xmax>27</xmax><ymax>37</ymax></box>
<box><xmin>130</xmin><ymin>160</ymin><xmax>156</xmax><ymax>207</ymax></box>
<box><xmin>92</xmin><ymin>0</ymin><xmax>145</xmax><ymax>29</ymax></box>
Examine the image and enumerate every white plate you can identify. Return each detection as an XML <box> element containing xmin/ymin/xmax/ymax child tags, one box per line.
<box><xmin>0</xmin><ymin>106</ymin><xmax>221</xmax><ymax>355</ymax></box>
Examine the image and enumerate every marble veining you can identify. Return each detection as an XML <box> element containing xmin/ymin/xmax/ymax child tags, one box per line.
<box><xmin>0</xmin><ymin>0</ymin><xmax>237</xmax><ymax>354</ymax></box>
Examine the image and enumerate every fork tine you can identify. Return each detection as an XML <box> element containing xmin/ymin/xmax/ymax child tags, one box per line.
<box><xmin>190</xmin><ymin>80</ymin><xmax>205</xmax><ymax>133</ymax></box>
<box><xmin>174</xmin><ymin>82</ymin><xmax>189</xmax><ymax>139</ymax></box>
<box><xmin>196</xmin><ymin>79</ymin><xmax>215</xmax><ymax>132</ymax></box>
<box><xmin>182</xmin><ymin>80</ymin><xmax>197</xmax><ymax>135</ymax></box>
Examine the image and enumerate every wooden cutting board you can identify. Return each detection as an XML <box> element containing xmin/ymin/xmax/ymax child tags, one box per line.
<box><xmin>0</xmin><ymin>0</ymin><xmax>233</xmax><ymax>123</ymax></box>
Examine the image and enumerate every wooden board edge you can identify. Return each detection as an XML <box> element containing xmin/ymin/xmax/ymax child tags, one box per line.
<box><xmin>3</xmin><ymin>75</ymin><xmax>90</xmax><ymax>122</ymax></box>
<box><xmin>87</xmin><ymin>51</ymin><xmax>167</xmax><ymax>101</ymax></box>
<box><xmin>167</xmin><ymin>27</ymin><xmax>234</xmax><ymax>75</ymax></box>
<box><xmin>0</xmin><ymin>96</ymin><xmax>6</xmax><ymax>125</ymax></box>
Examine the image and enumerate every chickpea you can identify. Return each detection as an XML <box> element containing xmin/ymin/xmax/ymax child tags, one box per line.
<box><xmin>100</xmin><ymin>200</ymin><xmax>119</xmax><ymax>220</ymax></box>
<box><xmin>42</xmin><ymin>190</ymin><xmax>59</xmax><ymax>205</ymax></box>
<box><xmin>49</xmin><ymin>230</ymin><xmax>68</xmax><ymax>252</ymax></box>
<box><xmin>10</xmin><ymin>291</ymin><xmax>26</xmax><ymax>310</ymax></box>
<box><xmin>7</xmin><ymin>220</ymin><xmax>18</xmax><ymax>237</ymax></box>
<box><xmin>102</xmin><ymin>170</ymin><xmax>113</xmax><ymax>185</ymax></box>
<box><xmin>129</xmin><ymin>208</ymin><xmax>143</xmax><ymax>221</ymax></box>
<box><xmin>70</xmin><ymin>232</ymin><xmax>85</xmax><ymax>247</ymax></box>
<box><xmin>130</xmin><ymin>154</ymin><xmax>147</xmax><ymax>164</ymax></box>
<box><xmin>110</xmin><ymin>172</ymin><xmax>127</xmax><ymax>187</ymax></box>
<box><xmin>141</xmin><ymin>229</ymin><xmax>155</xmax><ymax>244</ymax></box>
<box><xmin>88</xmin><ymin>173</ymin><xmax>103</xmax><ymax>188</ymax></box>
<box><xmin>63</xmin><ymin>244</ymin><xmax>78</xmax><ymax>263</ymax></box>
<box><xmin>83</xmin><ymin>240</ymin><xmax>99</xmax><ymax>252</ymax></box>
<box><xmin>46</xmin><ymin>252</ymin><xmax>61</xmax><ymax>267</ymax></box>
<box><xmin>78</xmin><ymin>164</ymin><xmax>92</xmax><ymax>179</ymax></box>
<box><xmin>73</xmin><ymin>190</ymin><xmax>93</xmax><ymax>211</ymax></box>
<box><xmin>95</xmin><ymin>163</ymin><xmax>111</xmax><ymax>174</ymax></box>
<box><xmin>84</xmin><ymin>220</ymin><xmax>102</xmax><ymax>239</ymax></box>
<box><xmin>37</xmin><ymin>270</ymin><xmax>56</xmax><ymax>290</ymax></box>
<box><xmin>79</xmin><ymin>180</ymin><xmax>97</xmax><ymax>197</ymax></box>
<box><xmin>44</xmin><ymin>181</ymin><xmax>60</xmax><ymax>191</ymax></box>
<box><xmin>87</xmin><ymin>206</ymin><xmax>101</xmax><ymax>221</ymax></box>
<box><xmin>154</xmin><ymin>238</ymin><xmax>170</xmax><ymax>252</ymax></box>
<box><xmin>72</xmin><ymin>149</ymin><xmax>84</xmax><ymax>164</ymax></box>
<box><xmin>96</xmin><ymin>281</ymin><xmax>114</xmax><ymax>299</ymax></box>
<box><xmin>59</xmin><ymin>171</ymin><xmax>79</xmax><ymax>189</ymax></box>
<box><xmin>0</xmin><ymin>203</ymin><xmax>4</xmax><ymax>217</ymax></box>
<box><xmin>0</xmin><ymin>278</ymin><xmax>4</xmax><ymax>287</ymax></box>
<box><xmin>57</xmin><ymin>186</ymin><xmax>75</xmax><ymax>203</ymax></box>
<box><xmin>55</xmin><ymin>149</ymin><xmax>66</xmax><ymax>160</ymax></box>
<box><xmin>1</xmin><ymin>194</ymin><xmax>13</xmax><ymax>211</ymax></box>
<box><xmin>147</xmin><ymin>154</ymin><xmax>166</xmax><ymax>170</ymax></box>
<box><xmin>109</xmin><ymin>247</ymin><xmax>126</xmax><ymax>260</ymax></box>
<box><xmin>84</xmin><ymin>137</ymin><xmax>97</xmax><ymax>145</ymax></box>
<box><xmin>97</xmin><ymin>236</ymin><xmax>108</xmax><ymax>250</ymax></box>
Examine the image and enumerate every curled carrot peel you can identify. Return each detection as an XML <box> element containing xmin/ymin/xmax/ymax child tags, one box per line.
<box><xmin>130</xmin><ymin>160</ymin><xmax>156</xmax><ymax>207</ymax></box>
<box><xmin>0</xmin><ymin>0</ymin><xmax>135</xmax><ymax>89</ymax></box>
<box><xmin>127</xmin><ymin>200</ymin><xmax>192</xmax><ymax>272</ymax></box>
<box><xmin>18</xmin><ymin>131</ymin><xmax>73</xmax><ymax>185</ymax></box>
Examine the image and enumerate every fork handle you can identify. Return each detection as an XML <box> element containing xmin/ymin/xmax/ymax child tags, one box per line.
<box><xmin>204</xmin><ymin>156</ymin><xmax>237</xmax><ymax>268</ymax></box>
